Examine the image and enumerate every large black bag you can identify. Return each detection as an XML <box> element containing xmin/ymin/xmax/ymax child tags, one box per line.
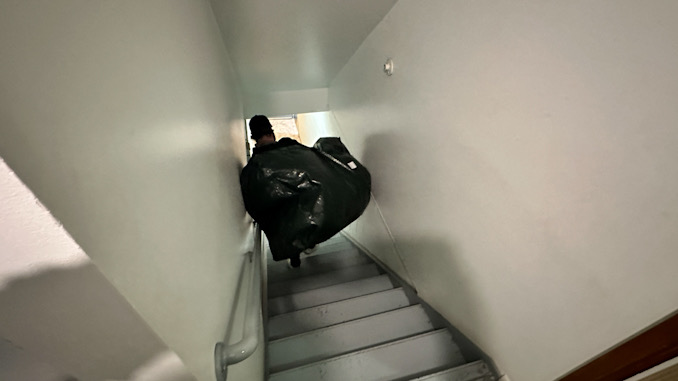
<box><xmin>240</xmin><ymin>137</ymin><xmax>371</xmax><ymax>261</ymax></box>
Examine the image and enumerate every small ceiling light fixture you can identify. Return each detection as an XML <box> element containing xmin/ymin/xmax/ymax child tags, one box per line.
<box><xmin>383</xmin><ymin>58</ymin><xmax>394</xmax><ymax>76</ymax></box>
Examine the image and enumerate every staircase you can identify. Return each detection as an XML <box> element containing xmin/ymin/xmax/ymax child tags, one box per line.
<box><xmin>265</xmin><ymin>234</ymin><xmax>496</xmax><ymax>381</ymax></box>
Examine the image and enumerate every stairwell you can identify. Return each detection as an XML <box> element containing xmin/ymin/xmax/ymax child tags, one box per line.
<box><xmin>264</xmin><ymin>234</ymin><xmax>497</xmax><ymax>381</ymax></box>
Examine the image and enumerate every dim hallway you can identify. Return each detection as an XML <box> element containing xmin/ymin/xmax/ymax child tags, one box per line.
<box><xmin>2</xmin><ymin>1</ymin><xmax>678</xmax><ymax>381</ymax></box>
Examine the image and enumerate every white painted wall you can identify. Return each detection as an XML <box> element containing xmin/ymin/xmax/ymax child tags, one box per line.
<box><xmin>0</xmin><ymin>1</ymin><xmax>261</xmax><ymax>380</ymax></box>
<box><xmin>0</xmin><ymin>338</ymin><xmax>70</xmax><ymax>381</ymax></box>
<box><xmin>0</xmin><ymin>158</ymin><xmax>195</xmax><ymax>381</ymax></box>
<box><xmin>244</xmin><ymin>88</ymin><xmax>329</xmax><ymax>119</ymax></box>
<box><xmin>329</xmin><ymin>1</ymin><xmax>678</xmax><ymax>380</ymax></box>
<box><xmin>296</xmin><ymin>111</ymin><xmax>340</xmax><ymax>146</ymax></box>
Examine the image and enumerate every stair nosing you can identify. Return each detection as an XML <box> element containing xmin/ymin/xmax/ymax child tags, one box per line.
<box><xmin>267</xmin><ymin>285</ymin><xmax>409</xmax><ymax>339</ymax></box>
<box><xmin>268</xmin><ymin>286</ymin><xmax>407</xmax><ymax>320</ymax></box>
<box><xmin>409</xmin><ymin>360</ymin><xmax>491</xmax><ymax>381</ymax></box>
<box><xmin>268</xmin><ymin>328</ymin><xmax>454</xmax><ymax>377</ymax></box>
<box><xmin>266</xmin><ymin>246</ymin><xmax>359</xmax><ymax>265</ymax></box>
<box><xmin>269</xmin><ymin>303</ymin><xmax>429</xmax><ymax>345</ymax></box>
<box><xmin>266</xmin><ymin>240</ymin><xmax>354</xmax><ymax>260</ymax></box>
<box><xmin>268</xmin><ymin>273</ymin><xmax>395</xmax><ymax>316</ymax></box>
<box><xmin>266</xmin><ymin>248</ymin><xmax>370</xmax><ymax>282</ymax></box>
<box><xmin>269</xmin><ymin>332</ymin><xmax>439</xmax><ymax>374</ymax></box>
<box><xmin>268</xmin><ymin>262</ymin><xmax>383</xmax><ymax>298</ymax></box>
<box><xmin>269</xmin><ymin>261</ymin><xmax>378</xmax><ymax>286</ymax></box>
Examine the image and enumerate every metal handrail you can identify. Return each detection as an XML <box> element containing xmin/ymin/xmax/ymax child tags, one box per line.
<box><xmin>214</xmin><ymin>225</ymin><xmax>264</xmax><ymax>381</ymax></box>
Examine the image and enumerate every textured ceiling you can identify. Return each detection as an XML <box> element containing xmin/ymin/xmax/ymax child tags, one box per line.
<box><xmin>210</xmin><ymin>0</ymin><xmax>398</xmax><ymax>93</ymax></box>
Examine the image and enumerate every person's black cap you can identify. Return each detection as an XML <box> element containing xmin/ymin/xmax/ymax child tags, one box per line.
<box><xmin>249</xmin><ymin>115</ymin><xmax>274</xmax><ymax>140</ymax></box>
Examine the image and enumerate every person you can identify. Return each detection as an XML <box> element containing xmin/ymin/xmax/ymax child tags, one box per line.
<box><xmin>245</xmin><ymin>115</ymin><xmax>307</xmax><ymax>268</ymax></box>
<box><xmin>241</xmin><ymin>115</ymin><xmax>369</xmax><ymax>270</ymax></box>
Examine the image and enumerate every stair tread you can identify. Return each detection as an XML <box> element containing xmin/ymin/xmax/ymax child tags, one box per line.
<box><xmin>265</xmin><ymin>235</ymin><xmax>351</xmax><ymax>261</ymax></box>
<box><xmin>268</xmin><ymin>329</ymin><xmax>465</xmax><ymax>381</ymax></box>
<box><xmin>317</xmin><ymin>234</ymin><xmax>350</xmax><ymax>246</ymax></box>
<box><xmin>268</xmin><ymin>287</ymin><xmax>412</xmax><ymax>340</ymax></box>
<box><xmin>268</xmin><ymin>274</ymin><xmax>395</xmax><ymax>316</ymax></box>
<box><xmin>267</xmin><ymin>248</ymin><xmax>370</xmax><ymax>283</ymax></box>
<box><xmin>268</xmin><ymin>263</ymin><xmax>381</xmax><ymax>298</ymax></box>
<box><xmin>307</xmin><ymin>240</ymin><xmax>354</xmax><ymax>255</ymax></box>
<box><xmin>409</xmin><ymin>360</ymin><xmax>492</xmax><ymax>381</ymax></box>
<box><xmin>269</xmin><ymin>304</ymin><xmax>438</xmax><ymax>372</ymax></box>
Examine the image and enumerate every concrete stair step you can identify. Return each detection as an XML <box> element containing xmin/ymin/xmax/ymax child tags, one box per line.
<box><xmin>409</xmin><ymin>360</ymin><xmax>493</xmax><ymax>381</ymax></box>
<box><xmin>268</xmin><ymin>304</ymin><xmax>438</xmax><ymax>372</ymax></box>
<box><xmin>267</xmin><ymin>248</ymin><xmax>370</xmax><ymax>283</ymax></box>
<box><xmin>268</xmin><ymin>263</ymin><xmax>381</xmax><ymax>298</ymax></box>
<box><xmin>317</xmin><ymin>233</ymin><xmax>349</xmax><ymax>246</ymax></box>
<box><xmin>268</xmin><ymin>329</ymin><xmax>465</xmax><ymax>381</ymax></box>
<box><xmin>268</xmin><ymin>287</ymin><xmax>412</xmax><ymax>340</ymax></box>
<box><xmin>310</xmin><ymin>239</ymin><xmax>354</xmax><ymax>256</ymax></box>
<box><xmin>265</xmin><ymin>235</ymin><xmax>352</xmax><ymax>261</ymax></box>
<box><xmin>268</xmin><ymin>274</ymin><xmax>395</xmax><ymax>316</ymax></box>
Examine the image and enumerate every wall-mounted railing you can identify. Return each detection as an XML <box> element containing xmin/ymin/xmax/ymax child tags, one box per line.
<box><xmin>214</xmin><ymin>225</ymin><xmax>264</xmax><ymax>381</ymax></box>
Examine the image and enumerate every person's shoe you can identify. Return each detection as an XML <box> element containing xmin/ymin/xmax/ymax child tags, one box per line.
<box><xmin>303</xmin><ymin>245</ymin><xmax>318</xmax><ymax>255</ymax></box>
<box><xmin>287</xmin><ymin>257</ymin><xmax>301</xmax><ymax>269</ymax></box>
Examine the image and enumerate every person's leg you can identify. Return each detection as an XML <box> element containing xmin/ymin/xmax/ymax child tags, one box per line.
<box><xmin>287</xmin><ymin>254</ymin><xmax>301</xmax><ymax>268</ymax></box>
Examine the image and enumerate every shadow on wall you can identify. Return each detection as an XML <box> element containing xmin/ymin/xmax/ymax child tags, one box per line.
<box><xmin>0</xmin><ymin>337</ymin><xmax>72</xmax><ymax>381</ymax></box>
<box><xmin>353</xmin><ymin>132</ymin><xmax>502</xmax><ymax>375</ymax></box>
<box><xmin>371</xmin><ymin>236</ymin><xmax>484</xmax><ymax>346</ymax></box>
<box><xmin>343</xmin><ymin>233</ymin><xmax>502</xmax><ymax>376</ymax></box>
<box><xmin>0</xmin><ymin>263</ymin><xmax>195</xmax><ymax>381</ymax></box>
<box><xmin>358</xmin><ymin>131</ymin><xmax>417</xmax><ymax>206</ymax></box>
<box><xmin>218</xmin><ymin>154</ymin><xmax>250</xmax><ymax>220</ymax></box>
<box><xmin>216</xmin><ymin>119</ymin><xmax>252</xmax><ymax>232</ymax></box>
<box><xmin>396</xmin><ymin>237</ymin><xmax>489</xmax><ymax>356</ymax></box>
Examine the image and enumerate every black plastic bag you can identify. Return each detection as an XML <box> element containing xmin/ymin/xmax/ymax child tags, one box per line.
<box><xmin>240</xmin><ymin>137</ymin><xmax>371</xmax><ymax>261</ymax></box>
